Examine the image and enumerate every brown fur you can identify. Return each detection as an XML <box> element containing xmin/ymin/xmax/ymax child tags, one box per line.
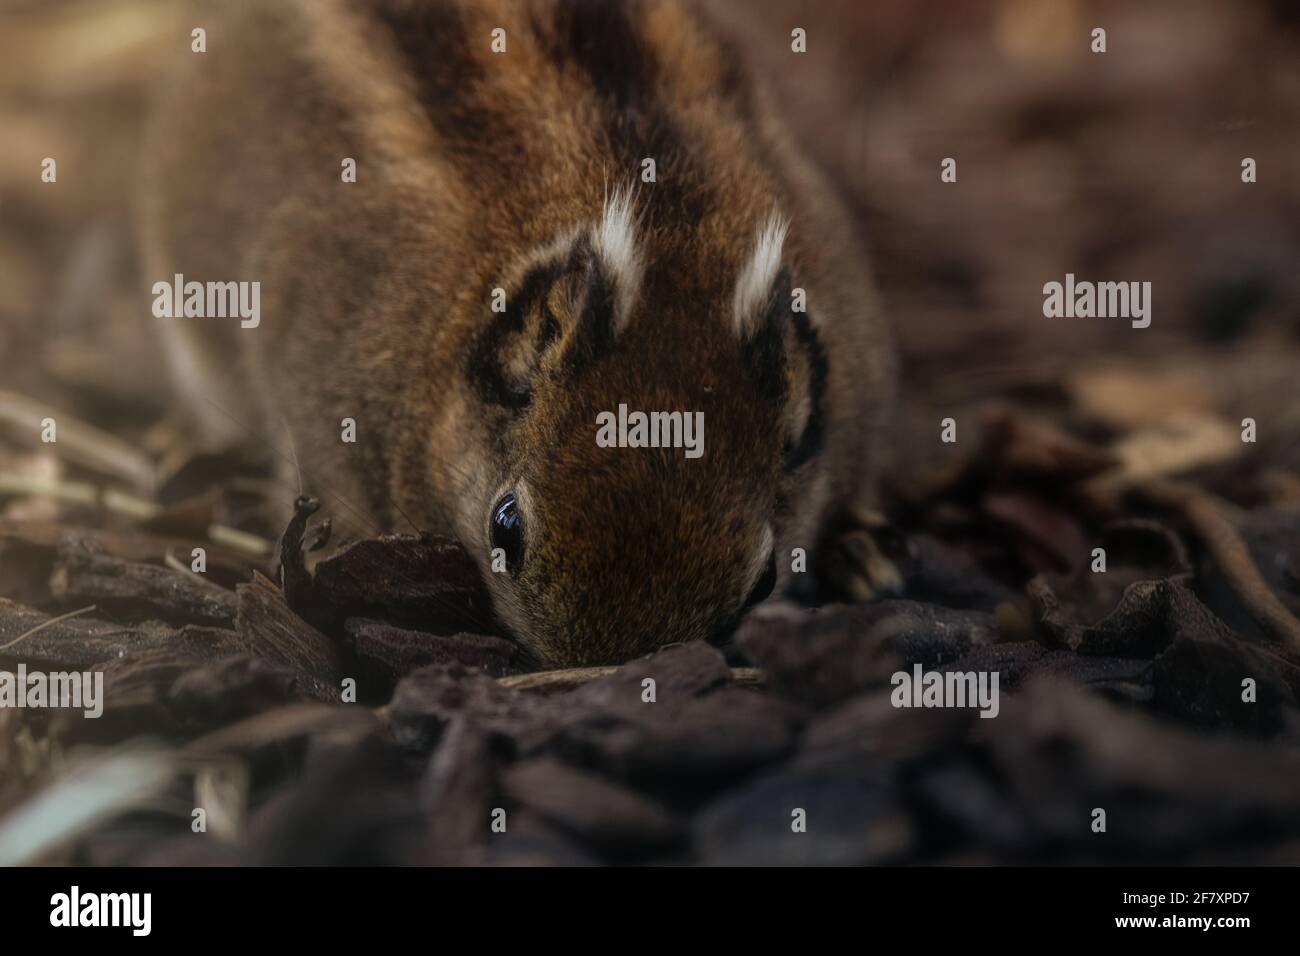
<box><xmin>139</xmin><ymin>0</ymin><xmax>895</xmax><ymax>666</ymax></box>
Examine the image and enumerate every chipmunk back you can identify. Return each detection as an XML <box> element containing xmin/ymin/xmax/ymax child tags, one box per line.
<box><xmin>139</xmin><ymin>0</ymin><xmax>896</xmax><ymax>666</ymax></box>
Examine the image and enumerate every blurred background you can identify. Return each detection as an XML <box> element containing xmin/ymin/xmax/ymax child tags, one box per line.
<box><xmin>3</xmin><ymin>0</ymin><xmax>1299</xmax><ymax>507</ymax></box>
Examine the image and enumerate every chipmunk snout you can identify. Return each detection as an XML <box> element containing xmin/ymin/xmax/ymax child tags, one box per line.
<box><xmin>505</xmin><ymin>519</ymin><xmax>778</xmax><ymax>668</ymax></box>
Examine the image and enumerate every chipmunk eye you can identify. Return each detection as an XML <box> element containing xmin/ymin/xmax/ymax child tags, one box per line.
<box><xmin>490</xmin><ymin>491</ymin><xmax>525</xmax><ymax>573</ymax></box>
<box><xmin>742</xmin><ymin>551</ymin><xmax>777</xmax><ymax>612</ymax></box>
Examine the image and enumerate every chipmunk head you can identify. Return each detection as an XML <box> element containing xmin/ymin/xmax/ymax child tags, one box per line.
<box><xmin>460</xmin><ymin>190</ymin><xmax>828</xmax><ymax>666</ymax></box>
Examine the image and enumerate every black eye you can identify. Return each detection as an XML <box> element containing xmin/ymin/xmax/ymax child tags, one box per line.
<box><xmin>742</xmin><ymin>552</ymin><xmax>777</xmax><ymax>612</ymax></box>
<box><xmin>490</xmin><ymin>491</ymin><xmax>525</xmax><ymax>574</ymax></box>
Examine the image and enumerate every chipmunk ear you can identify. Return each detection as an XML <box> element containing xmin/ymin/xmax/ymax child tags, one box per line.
<box><xmin>733</xmin><ymin>215</ymin><xmax>828</xmax><ymax>471</ymax></box>
<box><xmin>468</xmin><ymin>189</ymin><xmax>643</xmax><ymax>409</ymax></box>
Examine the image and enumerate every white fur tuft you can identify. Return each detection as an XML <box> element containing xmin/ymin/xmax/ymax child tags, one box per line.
<box><xmin>591</xmin><ymin>186</ymin><xmax>644</xmax><ymax>329</ymax></box>
<box><xmin>732</xmin><ymin>213</ymin><xmax>789</xmax><ymax>338</ymax></box>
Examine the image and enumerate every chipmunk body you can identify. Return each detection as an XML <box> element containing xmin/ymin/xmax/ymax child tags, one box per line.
<box><xmin>140</xmin><ymin>0</ymin><xmax>895</xmax><ymax>666</ymax></box>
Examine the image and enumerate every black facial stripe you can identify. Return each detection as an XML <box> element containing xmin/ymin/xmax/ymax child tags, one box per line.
<box><xmin>744</xmin><ymin>267</ymin><xmax>793</xmax><ymax>403</ymax></box>
<box><xmin>742</xmin><ymin>551</ymin><xmax>778</xmax><ymax>612</ymax></box>
<box><xmin>547</xmin><ymin>0</ymin><xmax>652</xmax><ymax>110</ymax></box>
<box><xmin>746</xmin><ymin>318</ymin><xmax>787</xmax><ymax>404</ymax></box>
<box><xmin>546</xmin><ymin>0</ymin><xmax>717</xmax><ymax>233</ymax></box>
<box><xmin>565</xmin><ymin>257</ymin><xmax>617</xmax><ymax>373</ymax></box>
<box><xmin>374</xmin><ymin>1</ymin><xmax>526</xmax><ymax>178</ymax></box>
<box><xmin>375</xmin><ymin>1</ymin><xmax>477</xmax><ymax>104</ymax></box>
<box><xmin>784</xmin><ymin>308</ymin><xmax>828</xmax><ymax>471</ymax></box>
<box><xmin>468</xmin><ymin>238</ymin><xmax>620</xmax><ymax>408</ymax></box>
<box><xmin>539</xmin><ymin>312</ymin><xmax>561</xmax><ymax>353</ymax></box>
<box><xmin>466</xmin><ymin>263</ymin><xmax>563</xmax><ymax>410</ymax></box>
<box><xmin>740</xmin><ymin>268</ymin><xmax>826</xmax><ymax>471</ymax></box>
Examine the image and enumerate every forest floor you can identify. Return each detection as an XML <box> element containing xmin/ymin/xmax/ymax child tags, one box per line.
<box><xmin>1</xmin><ymin>0</ymin><xmax>1299</xmax><ymax>864</ymax></box>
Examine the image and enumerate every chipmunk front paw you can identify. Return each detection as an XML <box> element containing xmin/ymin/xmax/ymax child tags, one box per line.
<box><xmin>815</xmin><ymin>507</ymin><xmax>906</xmax><ymax>603</ymax></box>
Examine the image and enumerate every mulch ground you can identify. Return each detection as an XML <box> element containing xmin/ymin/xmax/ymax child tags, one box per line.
<box><xmin>2</xmin><ymin>0</ymin><xmax>1299</xmax><ymax>865</ymax></box>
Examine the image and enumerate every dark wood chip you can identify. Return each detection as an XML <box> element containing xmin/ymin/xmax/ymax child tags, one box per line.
<box><xmin>234</xmin><ymin>572</ymin><xmax>343</xmax><ymax>702</ymax></box>
<box><xmin>693</xmin><ymin>753</ymin><xmax>913</xmax><ymax>866</ymax></box>
<box><xmin>418</xmin><ymin>717</ymin><xmax>504</xmax><ymax>865</ymax></box>
<box><xmin>556</xmin><ymin>687</ymin><xmax>802</xmax><ymax>790</ymax></box>
<box><xmin>899</xmin><ymin>532</ymin><xmax>1019</xmax><ymax>612</ymax></box>
<box><xmin>278</xmin><ymin>496</ymin><xmax>501</xmax><ymax>637</ymax></box>
<box><xmin>245</xmin><ymin>735</ymin><xmax>431</xmax><ymax>865</ymax></box>
<box><xmin>1029</xmin><ymin>521</ymin><xmax>1195</xmax><ymax>656</ymax></box>
<box><xmin>478</xmin><ymin>810</ymin><xmax>602</xmax><ymax>866</ymax></box>
<box><xmin>977</xmin><ymin>678</ymin><xmax>1300</xmax><ymax>858</ymax></box>
<box><xmin>0</xmin><ymin>598</ymin><xmax>230</xmax><ymax>671</ymax></box>
<box><xmin>54</xmin><ymin>648</ymin><xmax>303</xmax><ymax>745</ymax></box>
<box><xmin>565</xmin><ymin>641</ymin><xmax>732</xmax><ymax>716</ymax></box>
<box><xmin>1152</xmin><ymin>600</ymin><xmax>1300</xmax><ymax>735</ymax></box>
<box><xmin>502</xmin><ymin>757</ymin><xmax>684</xmax><ymax>857</ymax></box>
<box><xmin>386</xmin><ymin>664</ymin><xmax>563</xmax><ymax>754</ymax></box>
<box><xmin>50</xmin><ymin>535</ymin><xmax>237</xmax><ymax>626</ymax></box>
<box><xmin>345</xmin><ymin>617</ymin><xmax>517</xmax><ymax>686</ymax></box>
<box><xmin>737</xmin><ymin>600</ymin><xmax>997</xmax><ymax>707</ymax></box>
<box><xmin>944</xmin><ymin>641</ymin><xmax>1153</xmax><ymax>700</ymax></box>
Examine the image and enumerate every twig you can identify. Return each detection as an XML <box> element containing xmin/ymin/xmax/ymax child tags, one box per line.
<box><xmin>207</xmin><ymin>523</ymin><xmax>273</xmax><ymax>557</ymax></box>
<box><xmin>0</xmin><ymin>472</ymin><xmax>272</xmax><ymax>557</ymax></box>
<box><xmin>0</xmin><ymin>472</ymin><xmax>156</xmax><ymax>517</ymax></box>
<box><xmin>163</xmin><ymin>548</ymin><xmax>233</xmax><ymax>593</ymax></box>
<box><xmin>1136</xmin><ymin>478</ymin><xmax>1300</xmax><ymax>656</ymax></box>
<box><xmin>497</xmin><ymin>667</ymin><xmax>618</xmax><ymax>691</ymax></box>
<box><xmin>0</xmin><ymin>390</ymin><xmax>156</xmax><ymax>492</ymax></box>
<box><xmin>0</xmin><ymin>604</ymin><xmax>97</xmax><ymax>652</ymax></box>
<box><xmin>0</xmin><ymin>748</ymin><xmax>177</xmax><ymax>866</ymax></box>
<box><xmin>497</xmin><ymin>665</ymin><xmax>764</xmax><ymax>692</ymax></box>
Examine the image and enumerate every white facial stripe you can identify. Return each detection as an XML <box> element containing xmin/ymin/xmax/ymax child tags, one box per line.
<box><xmin>732</xmin><ymin>213</ymin><xmax>789</xmax><ymax>339</ymax></box>
<box><xmin>746</xmin><ymin>524</ymin><xmax>776</xmax><ymax>592</ymax></box>
<box><xmin>591</xmin><ymin>186</ymin><xmax>644</xmax><ymax>330</ymax></box>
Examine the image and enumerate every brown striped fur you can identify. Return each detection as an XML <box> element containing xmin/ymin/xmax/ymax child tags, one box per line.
<box><xmin>139</xmin><ymin>0</ymin><xmax>895</xmax><ymax>666</ymax></box>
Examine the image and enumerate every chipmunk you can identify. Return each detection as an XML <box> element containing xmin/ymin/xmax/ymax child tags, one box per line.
<box><xmin>138</xmin><ymin>0</ymin><xmax>897</xmax><ymax>667</ymax></box>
